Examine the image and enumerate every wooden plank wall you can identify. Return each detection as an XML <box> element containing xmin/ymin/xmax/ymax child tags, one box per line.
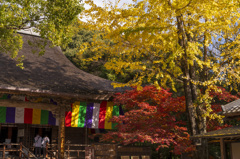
<box><xmin>117</xmin><ymin>146</ymin><xmax>152</xmax><ymax>158</ymax></box>
<box><xmin>51</xmin><ymin>126</ymin><xmax>58</xmax><ymax>145</ymax></box>
<box><xmin>65</xmin><ymin>127</ymin><xmax>86</xmax><ymax>144</ymax></box>
<box><xmin>92</xmin><ymin>144</ymin><xmax>152</xmax><ymax>159</ymax></box>
<box><xmin>93</xmin><ymin>144</ymin><xmax>117</xmax><ymax>159</ymax></box>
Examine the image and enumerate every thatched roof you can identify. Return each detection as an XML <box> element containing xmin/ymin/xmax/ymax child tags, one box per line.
<box><xmin>0</xmin><ymin>33</ymin><xmax>125</xmax><ymax>100</ymax></box>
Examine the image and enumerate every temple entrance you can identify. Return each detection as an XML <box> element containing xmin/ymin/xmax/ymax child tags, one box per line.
<box><xmin>26</xmin><ymin>125</ymin><xmax>53</xmax><ymax>148</ymax></box>
<box><xmin>33</xmin><ymin>127</ymin><xmax>52</xmax><ymax>142</ymax></box>
<box><xmin>0</xmin><ymin>124</ymin><xmax>18</xmax><ymax>144</ymax></box>
<box><xmin>0</xmin><ymin>124</ymin><xmax>54</xmax><ymax>149</ymax></box>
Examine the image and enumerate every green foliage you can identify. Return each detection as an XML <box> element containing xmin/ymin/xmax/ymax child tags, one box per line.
<box><xmin>63</xmin><ymin>27</ymin><xmax>135</xmax><ymax>83</ymax></box>
<box><xmin>0</xmin><ymin>0</ymin><xmax>83</xmax><ymax>67</ymax></box>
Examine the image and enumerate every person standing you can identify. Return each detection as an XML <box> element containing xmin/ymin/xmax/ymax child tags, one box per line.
<box><xmin>34</xmin><ymin>134</ymin><xmax>42</xmax><ymax>158</ymax></box>
<box><xmin>42</xmin><ymin>134</ymin><xmax>50</xmax><ymax>159</ymax></box>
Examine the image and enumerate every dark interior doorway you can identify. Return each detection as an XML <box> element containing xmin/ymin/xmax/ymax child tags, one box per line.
<box><xmin>0</xmin><ymin>125</ymin><xmax>18</xmax><ymax>143</ymax></box>
<box><xmin>34</xmin><ymin>127</ymin><xmax>52</xmax><ymax>141</ymax></box>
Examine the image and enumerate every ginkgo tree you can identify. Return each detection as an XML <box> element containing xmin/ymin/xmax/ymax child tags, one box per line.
<box><xmin>80</xmin><ymin>0</ymin><xmax>240</xmax><ymax>158</ymax></box>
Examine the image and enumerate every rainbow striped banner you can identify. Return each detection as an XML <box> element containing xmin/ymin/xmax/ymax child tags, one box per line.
<box><xmin>0</xmin><ymin>95</ymin><xmax>123</xmax><ymax>129</ymax></box>
<box><xmin>65</xmin><ymin>101</ymin><xmax>123</xmax><ymax>129</ymax></box>
<box><xmin>0</xmin><ymin>107</ymin><xmax>58</xmax><ymax>126</ymax></box>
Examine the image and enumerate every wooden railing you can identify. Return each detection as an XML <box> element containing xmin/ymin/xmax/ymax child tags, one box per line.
<box><xmin>0</xmin><ymin>143</ymin><xmax>37</xmax><ymax>159</ymax></box>
<box><xmin>46</xmin><ymin>143</ymin><xmax>91</xmax><ymax>158</ymax></box>
<box><xmin>21</xmin><ymin>144</ymin><xmax>38</xmax><ymax>159</ymax></box>
<box><xmin>0</xmin><ymin>143</ymin><xmax>92</xmax><ymax>159</ymax></box>
<box><xmin>45</xmin><ymin>143</ymin><xmax>59</xmax><ymax>159</ymax></box>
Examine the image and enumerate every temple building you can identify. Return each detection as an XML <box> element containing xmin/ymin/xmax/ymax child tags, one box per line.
<box><xmin>0</xmin><ymin>32</ymin><xmax>151</xmax><ymax>159</ymax></box>
<box><xmin>0</xmin><ymin>32</ymin><xmax>123</xmax><ymax>158</ymax></box>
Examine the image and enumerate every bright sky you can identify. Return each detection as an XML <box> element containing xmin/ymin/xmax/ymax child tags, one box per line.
<box><xmin>20</xmin><ymin>0</ymin><xmax>136</xmax><ymax>35</ymax></box>
<box><xmin>81</xmin><ymin>0</ymin><xmax>135</xmax><ymax>22</ymax></box>
<box><xmin>83</xmin><ymin>0</ymin><xmax>135</xmax><ymax>10</ymax></box>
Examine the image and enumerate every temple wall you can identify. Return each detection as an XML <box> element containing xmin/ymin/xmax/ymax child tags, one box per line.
<box><xmin>65</xmin><ymin>127</ymin><xmax>86</xmax><ymax>144</ymax></box>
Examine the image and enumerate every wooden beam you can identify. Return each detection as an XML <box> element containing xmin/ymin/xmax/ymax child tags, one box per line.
<box><xmin>0</xmin><ymin>99</ymin><xmax>58</xmax><ymax>111</ymax></box>
<box><xmin>209</xmin><ymin>139</ymin><xmax>240</xmax><ymax>143</ymax></box>
<box><xmin>58</xmin><ymin>106</ymin><xmax>65</xmax><ymax>159</ymax></box>
<box><xmin>0</xmin><ymin>87</ymin><xmax>113</xmax><ymax>101</ymax></box>
<box><xmin>224</xmin><ymin>114</ymin><xmax>240</xmax><ymax>120</ymax></box>
<box><xmin>220</xmin><ymin>138</ymin><xmax>226</xmax><ymax>159</ymax></box>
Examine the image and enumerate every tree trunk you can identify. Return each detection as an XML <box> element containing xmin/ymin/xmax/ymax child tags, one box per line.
<box><xmin>192</xmin><ymin>29</ymin><xmax>209</xmax><ymax>159</ymax></box>
<box><xmin>177</xmin><ymin>15</ymin><xmax>197</xmax><ymax>136</ymax></box>
<box><xmin>190</xmin><ymin>64</ymin><xmax>208</xmax><ymax>159</ymax></box>
<box><xmin>177</xmin><ymin>15</ymin><xmax>208</xmax><ymax>159</ymax></box>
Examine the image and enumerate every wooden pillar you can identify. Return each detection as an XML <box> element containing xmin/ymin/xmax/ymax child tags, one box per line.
<box><xmin>58</xmin><ymin>106</ymin><xmax>65</xmax><ymax>159</ymax></box>
<box><xmin>220</xmin><ymin>138</ymin><xmax>226</xmax><ymax>159</ymax></box>
<box><xmin>85</xmin><ymin>127</ymin><xmax>88</xmax><ymax>145</ymax></box>
<box><xmin>19</xmin><ymin>142</ymin><xmax>22</xmax><ymax>158</ymax></box>
<box><xmin>8</xmin><ymin>127</ymin><xmax>12</xmax><ymax>139</ymax></box>
<box><xmin>46</xmin><ymin>143</ymin><xmax>48</xmax><ymax>158</ymax></box>
<box><xmin>3</xmin><ymin>144</ymin><xmax>5</xmax><ymax>159</ymax></box>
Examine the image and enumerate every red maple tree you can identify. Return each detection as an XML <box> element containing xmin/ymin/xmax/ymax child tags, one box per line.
<box><xmin>99</xmin><ymin>86</ymin><xmax>238</xmax><ymax>155</ymax></box>
<box><xmin>101</xmin><ymin>85</ymin><xmax>193</xmax><ymax>155</ymax></box>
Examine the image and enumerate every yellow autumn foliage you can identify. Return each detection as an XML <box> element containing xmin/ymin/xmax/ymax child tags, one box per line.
<box><xmin>80</xmin><ymin>0</ymin><xmax>240</xmax><ymax>90</ymax></box>
<box><xmin>78</xmin><ymin>1</ymin><xmax>240</xmax><ymax>127</ymax></box>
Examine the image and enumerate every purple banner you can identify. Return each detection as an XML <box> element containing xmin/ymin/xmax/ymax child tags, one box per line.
<box><xmin>85</xmin><ymin>103</ymin><xmax>94</xmax><ymax>128</ymax></box>
<box><xmin>6</xmin><ymin>107</ymin><xmax>15</xmax><ymax>123</ymax></box>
